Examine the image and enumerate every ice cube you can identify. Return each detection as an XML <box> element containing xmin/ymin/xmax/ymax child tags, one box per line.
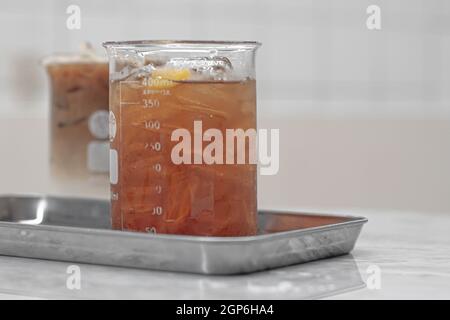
<box><xmin>144</xmin><ymin>55</ymin><xmax>168</xmax><ymax>68</ymax></box>
<box><xmin>165</xmin><ymin>56</ymin><xmax>233</xmax><ymax>81</ymax></box>
<box><xmin>111</xmin><ymin>54</ymin><xmax>148</xmax><ymax>81</ymax></box>
<box><xmin>112</xmin><ymin>64</ymin><xmax>153</xmax><ymax>82</ymax></box>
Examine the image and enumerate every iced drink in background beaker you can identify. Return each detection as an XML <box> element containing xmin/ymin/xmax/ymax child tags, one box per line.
<box><xmin>104</xmin><ymin>41</ymin><xmax>260</xmax><ymax>236</ymax></box>
<box><xmin>43</xmin><ymin>44</ymin><xmax>110</xmax><ymax>180</ymax></box>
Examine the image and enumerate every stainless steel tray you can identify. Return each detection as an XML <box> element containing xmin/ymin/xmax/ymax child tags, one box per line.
<box><xmin>0</xmin><ymin>195</ymin><xmax>367</xmax><ymax>275</ymax></box>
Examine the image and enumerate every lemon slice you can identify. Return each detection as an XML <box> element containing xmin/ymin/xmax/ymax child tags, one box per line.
<box><xmin>153</xmin><ymin>68</ymin><xmax>191</xmax><ymax>81</ymax></box>
<box><xmin>148</xmin><ymin>68</ymin><xmax>190</xmax><ymax>89</ymax></box>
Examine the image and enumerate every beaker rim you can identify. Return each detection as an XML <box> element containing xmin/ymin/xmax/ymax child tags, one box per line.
<box><xmin>102</xmin><ymin>40</ymin><xmax>261</xmax><ymax>50</ymax></box>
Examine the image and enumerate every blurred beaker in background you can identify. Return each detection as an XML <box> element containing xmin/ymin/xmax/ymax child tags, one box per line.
<box><xmin>43</xmin><ymin>44</ymin><xmax>109</xmax><ymax>185</ymax></box>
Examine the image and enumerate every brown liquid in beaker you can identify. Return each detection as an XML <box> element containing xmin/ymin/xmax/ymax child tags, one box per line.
<box><xmin>47</xmin><ymin>63</ymin><xmax>109</xmax><ymax>178</ymax></box>
<box><xmin>110</xmin><ymin>79</ymin><xmax>257</xmax><ymax>236</ymax></box>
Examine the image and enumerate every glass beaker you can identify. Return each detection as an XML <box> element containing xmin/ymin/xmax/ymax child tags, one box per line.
<box><xmin>43</xmin><ymin>45</ymin><xmax>110</xmax><ymax>181</ymax></box>
<box><xmin>103</xmin><ymin>40</ymin><xmax>260</xmax><ymax>236</ymax></box>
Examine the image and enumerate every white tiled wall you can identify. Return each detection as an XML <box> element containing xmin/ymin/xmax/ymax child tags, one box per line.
<box><xmin>1</xmin><ymin>0</ymin><xmax>449</xmax><ymax>117</ymax></box>
<box><xmin>1</xmin><ymin>0</ymin><xmax>450</xmax><ymax>213</ymax></box>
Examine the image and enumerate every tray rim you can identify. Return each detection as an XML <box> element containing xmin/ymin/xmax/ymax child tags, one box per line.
<box><xmin>0</xmin><ymin>194</ymin><xmax>368</xmax><ymax>244</ymax></box>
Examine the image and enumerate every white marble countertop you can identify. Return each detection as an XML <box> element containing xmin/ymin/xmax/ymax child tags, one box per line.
<box><xmin>0</xmin><ymin>118</ymin><xmax>449</xmax><ymax>299</ymax></box>
<box><xmin>0</xmin><ymin>209</ymin><xmax>449</xmax><ymax>300</ymax></box>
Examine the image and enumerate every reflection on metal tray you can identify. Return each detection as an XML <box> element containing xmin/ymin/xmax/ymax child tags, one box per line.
<box><xmin>0</xmin><ymin>195</ymin><xmax>367</xmax><ymax>275</ymax></box>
